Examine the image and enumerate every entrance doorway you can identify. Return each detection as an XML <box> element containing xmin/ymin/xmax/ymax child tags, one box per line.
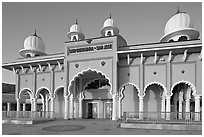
<box><xmin>87</xmin><ymin>103</ymin><xmax>98</xmax><ymax>119</ymax></box>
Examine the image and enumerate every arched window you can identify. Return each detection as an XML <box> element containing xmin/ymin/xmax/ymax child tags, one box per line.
<box><xmin>178</xmin><ymin>36</ymin><xmax>188</xmax><ymax>41</ymax></box>
<box><xmin>168</xmin><ymin>39</ymin><xmax>174</xmax><ymax>42</ymax></box>
<box><xmin>73</xmin><ymin>36</ymin><xmax>77</xmax><ymax>41</ymax></box>
<box><xmin>107</xmin><ymin>31</ymin><xmax>112</xmax><ymax>36</ymax></box>
<box><xmin>26</xmin><ymin>54</ymin><xmax>31</xmax><ymax>57</ymax></box>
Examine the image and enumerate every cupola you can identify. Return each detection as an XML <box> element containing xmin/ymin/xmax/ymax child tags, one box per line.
<box><xmin>67</xmin><ymin>19</ymin><xmax>85</xmax><ymax>41</ymax></box>
<box><xmin>19</xmin><ymin>30</ymin><xmax>46</xmax><ymax>58</ymax></box>
<box><xmin>160</xmin><ymin>8</ymin><xmax>199</xmax><ymax>42</ymax></box>
<box><xmin>101</xmin><ymin>14</ymin><xmax>119</xmax><ymax>37</ymax></box>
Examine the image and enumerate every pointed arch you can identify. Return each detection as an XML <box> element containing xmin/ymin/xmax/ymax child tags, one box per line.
<box><xmin>171</xmin><ymin>80</ymin><xmax>197</xmax><ymax>96</ymax></box>
<box><xmin>68</xmin><ymin>68</ymin><xmax>112</xmax><ymax>96</ymax></box>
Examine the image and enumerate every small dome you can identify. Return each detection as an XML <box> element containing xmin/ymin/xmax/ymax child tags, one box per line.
<box><xmin>101</xmin><ymin>16</ymin><xmax>119</xmax><ymax>36</ymax></box>
<box><xmin>67</xmin><ymin>20</ymin><xmax>85</xmax><ymax>41</ymax></box>
<box><xmin>160</xmin><ymin>11</ymin><xmax>199</xmax><ymax>42</ymax></box>
<box><xmin>19</xmin><ymin>31</ymin><xmax>46</xmax><ymax>57</ymax></box>
<box><xmin>69</xmin><ymin>24</ymin><xmax>82</xmax><ymax>34</ymax></box>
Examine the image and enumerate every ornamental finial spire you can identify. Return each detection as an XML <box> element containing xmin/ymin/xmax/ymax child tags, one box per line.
<box><xmin>33</xmin><ymin>29</ymin><xmax>37</xmax><ymax>36</ymax></box>
<box><xmin>109</xmin><ymin>13</ymin><xmax>112</xmax><ymax>19</ymax></box>
<box><xmin>75</xmin><ymin>19</ymin><xmax>78</xmax><ymax>24</ymax></box>
<box><xmin>176</xmin><ymin>6</ymin><xmax>180</xmax><ymax>14</ymax></box>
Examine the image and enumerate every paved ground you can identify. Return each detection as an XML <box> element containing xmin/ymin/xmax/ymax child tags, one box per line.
<box><xmin>2</xmin><ymin>119</ymin><xmax>202</xmax><ymax>135</ymax></box>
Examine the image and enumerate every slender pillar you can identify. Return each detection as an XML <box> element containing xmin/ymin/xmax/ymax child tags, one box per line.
<box><xmin>64</xmin><ymin>96</ymin><xmax>69</xmax><ymax>119</ymax></box>
<box><xmin>194</xmin><ymin>95</ymin><xmax>200</xmax><ymax>121</ymax></box>
<box><xmin>16</xmin><ymin>98</ymin><xmax>20</xmax><ymax>111</ymax></box>
<box><xmin>45</xmin><ymin>98</ymin><xmax>49</xmax><ymax>118</ymax></box>
<box><xmin>161</xmin><ymin>96</ymin><xmax>166</xmax><ymax>119</ymax></box>
<box><xmin>139</xmin><ymin>96</ymin><xmax>144</xmax><ymax>120</ymax></box>
<box><xmin>185</xmin><ymin>88</ymin><xmax>191</xmax><ymax>120</ymax></box>
<box><xmin>7</xmin><ymin>103</ymin><xmax>11</xmax><ymax>111</ymax></box>
<box><xmin>16</xmin><ymin>98</ymin><xmax>21</xmax><ymax>118</ymax></box>
<box><xmin>112</xmin><ymin>94</ymin><xmax>117</xmax><ymax>120</ymax></box>
<box><xmin>69</xmin><ymin>94</ymin><xmax>74</xmax><ymax>119</ymax></box>
<box><xmin>33</xmin><ymin>98</ymin><xmax>37</xmax><ymax>111</ymax></box>
<box><xmin>23</xmin><ymin>103</ymin><xmax>26</xmax><ymax>111</ymax></box>
<box><xmin>166</xmin><ymin>96</ymin><xmax>171</xmax><ymax>120</ymax></box>
<box><xmin>50</xmin><ymin>97</ymin><xmax>54</xmax><ymax>118</ymax></box>
<box><xmin>178</xmin><ymin>91</ymin><xmax>183</xmax><ymax>119</ymax></box>
<box><xmin>118</xmin><ymin>98</ymin><xmax>122</xmax><ymax>119</ymax></box>
<box><xmin>42</xmin><ymin>99</ymin><xmax>45</xmax><ymax>112</ymax></box>
<box><xmin>79</xmin><ymin>98</ymin><xmax>83</xmax><ymax>118</ymax></box>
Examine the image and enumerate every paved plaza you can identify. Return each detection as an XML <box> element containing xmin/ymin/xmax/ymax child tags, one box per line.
<box><xmin>2</xmin><ymin>119</ymin><xmax>202</xmax><ymax>135</ymax></box>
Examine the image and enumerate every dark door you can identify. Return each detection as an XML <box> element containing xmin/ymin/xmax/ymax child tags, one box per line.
<box><xmin>87</xmin><ymin>103</ymin><xmax>93</xmax><ymax>118</ymax></box>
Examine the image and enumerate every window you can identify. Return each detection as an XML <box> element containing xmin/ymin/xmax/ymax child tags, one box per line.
<box><xmin>178</xmin><ymin>36</ymin><xmax>188</xmax><ymax>41</ymax></box>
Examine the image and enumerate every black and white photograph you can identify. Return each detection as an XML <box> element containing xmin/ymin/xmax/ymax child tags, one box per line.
<box><xmin>1</xmin><ymin>1</ymin><xmax>202</xmax><ymax>135</ymax></box>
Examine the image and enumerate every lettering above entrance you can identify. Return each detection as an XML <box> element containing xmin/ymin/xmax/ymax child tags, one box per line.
<box><xmin>68</xmin><ymin>43</ymin><xmax>112</xmax><ymax>55</ymax></box>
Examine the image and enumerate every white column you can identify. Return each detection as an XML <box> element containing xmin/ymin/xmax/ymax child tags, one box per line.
<box><xmin>112</xmin><ymin>94</ymin><xmax>117</xmax><ymax>120</ymax></box>
<box><xmin>165</xmin><ymin>95</ymin><xmax>171</xmax><ymax>120</ymax></box>
<box><xmin>194</xmin><ymin>95</ymin><xmax>200</xmax><ymax>121</ymax></box>
<box><xmin>23</xmin><ymin>103</ymin><xmax>26</xmax><ymax>111</ymax></box>
<box><xmin>16</xmin><ymin>98</ymin><xmax>20</xmax><ymax>111</ymax></box>
<box><xmin>33</xmin><ymin>98</ymin><xmax>37</xmax><ymax>111</ymax></box>
<box><xmin>64</xmin><ymin>96</ymin><xmax>69</xmax><ymax>119</ymax></box>
<box><xmin>118</xmin><ymin>98</ymin><xmax>122</xmax><ymax>119</ymax></box>
<box><xmin>42</xmin><ymin>99</ymin><xmax>45</xmax><ymax>112</ymax></box>
<box><xmin>161</xmin><ymin>96</ymin><xmax>166</xmax><ymax>119</ymax></box>
<box><xmin>79</xmin><ymin>98</ymin><xmax>83</xmax><ymax>118</ymax></box>
<box><xmin>69</xmin><ymin>94</ymin><xmax>74</xmax><ymax>119</ymax></box>
<box><xmin>7</xmin><ymin>103</ymin><xmax>11</xmax><ymax>111</ymax></box>
<box><xmin>185</xmin><ymin>89</ymin><xmax>191</xmax><ymax>120</ymax></box>
<box><xmin>139</xmin><ymin>96</ymin><xmax>144</xmax><ymax>120</ymax></box>
<box><xmin>45</xmin><ymin>98</ymin><xmax>49</xmax><ymax>118</ymax></box>
<box><xmin>50</xmin><ymin>97</ymin><xmax>54</xmax><ymax>118</ymax></box>
<box><xmin>178</xmin><ymin>91</ymin><xmax>183</xmax><ymax>119</ymax></box>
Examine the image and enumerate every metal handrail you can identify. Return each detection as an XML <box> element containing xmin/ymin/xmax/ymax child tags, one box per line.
<box><xmin>122</xmin><ymin>112</ymin><xmax>202</xmax><ymax>125</ymax></box>
<box><xmin>2</xmin><ymin>111</ymin><xmax>55</xmax><ymax>119</ymax></box>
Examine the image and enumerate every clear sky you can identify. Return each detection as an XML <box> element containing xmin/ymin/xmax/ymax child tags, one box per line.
<box><xmin>1</xmin><ymin>2</ymin><xmax>202</xmax><ymax>84</ymax></box>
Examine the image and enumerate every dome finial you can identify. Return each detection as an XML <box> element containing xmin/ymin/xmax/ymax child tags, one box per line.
<box><xmin>75</xmin><ymin>19</ymin><xmax>78</xmax><ymax>24</ymax></box>
<box><xmin>33</xmin><ymin>29</ymin><xmax>37</xmax><ymax>36</ymax></box>
<box><xmin>176</xmin><ymin>6</ymin><xmax>180</xmax><ymax>14</ymax></box>
<box><xmin>109</xmin><ymin>13</ymin><xmax>112</xmax><ymax>19</ymax></box>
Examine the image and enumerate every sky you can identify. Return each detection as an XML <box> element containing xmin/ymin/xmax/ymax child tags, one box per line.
<box><xmin>1</xmin><ymin>2</ymin><xmax>202</xmax><ymax>84</ymax></box>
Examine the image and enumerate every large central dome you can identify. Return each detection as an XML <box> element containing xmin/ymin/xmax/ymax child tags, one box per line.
<box><xmin>160</xmin><ymin>10</ymin><xmax>199</xmax><ymax>42</ymax></box>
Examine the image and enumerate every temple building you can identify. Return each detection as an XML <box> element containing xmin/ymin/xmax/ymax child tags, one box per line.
<box><xmin>2</xmin><ymin>10</ymin><xmax>202</xmax><ymax>121</ymax></box>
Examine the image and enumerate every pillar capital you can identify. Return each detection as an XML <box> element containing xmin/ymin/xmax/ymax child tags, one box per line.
<box><xmin>166</xmin><ymin>95</ymin><xmax>171</xmax><ymax>100</ymax></box>
<box><xmin>194</xmin><ymin>95</ymin><xmax>200</xmax><ymax>100</ymax></box>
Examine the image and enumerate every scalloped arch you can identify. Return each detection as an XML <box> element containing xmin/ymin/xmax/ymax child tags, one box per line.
<box><xmin>53</xmin><ymin>85</ymin><xmax>64</xmax><ymax>98</ymax></box>
<box><xmin>118</xmin><ymin>83</ymin><xmax>140</xmax><ymax>100</ymax></box>
<box><xmin>18</xmin><ymin>88</ymin><xmax>33</xmax><ymax>99</ymax></box>
<box><xmin>143</xmin><ymin>81</ymin><xmax>167</xmax><ymax>97</ymax></box>
<box><xmin>35</xmin><ymin>87</ymin><xmax>51</xmax><ymax>99</ymax></box>
<box><xmin>68</xmin><ymin>68</ymin><xmax>112</xmax><ymax>96</ymax></box>
<box><xmin>83</xmin><ymin>77</ymin><xmax>109</xmax><ymax>90</ymax></box>
<box><xmin>170</xmin><ymin>80</ymin><xmax>197</xmax><ymax>96</ymax></box>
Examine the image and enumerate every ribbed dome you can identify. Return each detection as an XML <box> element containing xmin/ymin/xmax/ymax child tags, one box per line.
<box><xmin>69</xmin><ymin>24</ymin><xmax>82</xmax><ymax>34</ymax></box>
<box><xmin>23</xmin><ymin>35</ymin><xmax>45</xmax><ymax>52</ymax></box>
<box><xmin>67</xmin><ymin>21</ymin><xmax>85</xmax><ymax>41</ymax></box>
<box><xmin>160</xmin><ymin>11</ymin><xmax>199</xmax><ymax>42</ymax></box>
<box><xmin>164</xmin><ymin>12</ymin><xmax>193</xmax><ymax>35</ymax></box>
<box><xmin>101</xmin><ymin>17</ymin><xmax>119</xmax><ymax>36</ymax></box>
<box><xmin>19</xmin><ymin>31</ymin><xmax>46</xmax><ymax>57</ymax></box>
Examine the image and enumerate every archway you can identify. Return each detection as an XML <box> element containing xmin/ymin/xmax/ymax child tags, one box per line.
<box><xmin>143</xmin><ymin>82</ymin><xmax>166</xmax><ymax>119</ymax></box>
<box><xmin>19</xmin><ymin>88</ymin><xmax>33</xmax><ymax>111</ymax></box>
<box><xmin>68</xmin><ymin>69</ymin><xmax>112</xmax><ymax>119</ymax></box>
<box><xmin>53</xmin><ymin>87</ymin><xmax>64</xmax><ymax>118</ymax></box>
<box><xmin>36</xmin><ymin>88</ymin><xmax>51</xmax><ymax>112</ymax></box>
<box><xmin>119</xmin><ymin>83</ymin><xmax>140</xmax><ymax>118</ymax></box>
<box><xmin>171</xmin><ymin>81</ymin><xmax>197</xmax><ymax>120</ymax></box>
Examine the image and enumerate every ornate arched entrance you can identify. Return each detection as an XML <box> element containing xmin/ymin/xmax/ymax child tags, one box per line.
<box><xmin>143</xmin><ymin>82</ymin><xmax>167</xmax><ymax>119</ymax></box>
<box><xmin>68</xmin><ymin>69</ymin><xmax>113</xmax><ymax>119</ymax></box>
<box><xmin>53</xmin><ymin>86</ymin><xmax>64</xmax><ymax>118</ymax></box>
<box><xmin>170</xmin><ymin>81</ymin><xmax>200</xmax><ymax>120</ymax></box>
<box><xmin>19</xmin><ymin>88</ymin><xmax>33</xmax><ymax>111</ymax></box>
<box><xmin>118</xmin><ymin>83</ymin><xmax>140</xmax><ymax>119</ymax></box>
